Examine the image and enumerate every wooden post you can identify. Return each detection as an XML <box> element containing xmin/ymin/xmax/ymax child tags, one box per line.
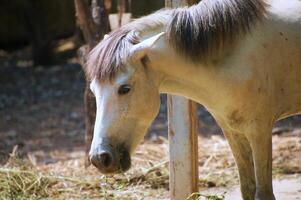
<box><xmin>165</xmin><ymin>1</ymin><xmax>199</xmax><ymax>199</ymax></box>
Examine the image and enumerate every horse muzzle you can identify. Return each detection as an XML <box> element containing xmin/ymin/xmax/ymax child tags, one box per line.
<box><xmin>89</xmin><ymin>142</ymin><xmax>131</xmax><ymax>174</ymax></box>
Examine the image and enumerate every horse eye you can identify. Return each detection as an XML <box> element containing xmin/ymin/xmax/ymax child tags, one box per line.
<box><xmin>118</xmin><ymin>84</ymin><xmax>131</xmax><ymax>95</ymax></box>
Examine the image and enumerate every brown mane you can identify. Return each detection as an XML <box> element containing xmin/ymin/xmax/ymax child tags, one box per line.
<box><xmin>167</xmin><ymin>0</ymin><xmax>267</xmax><ymax>62</ymax></box>
<box><xmin>86</xmin><ymin>0</ymin><xmax>267</xmax><ymax>81</ymax></box>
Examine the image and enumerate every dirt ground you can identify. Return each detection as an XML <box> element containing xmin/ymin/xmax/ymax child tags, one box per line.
<box><xmin>0</xmin><ymin>50</ymin><xmax>301</xmax><ymax>199</ymax></box>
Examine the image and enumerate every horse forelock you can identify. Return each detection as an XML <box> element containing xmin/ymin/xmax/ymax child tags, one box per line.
<box><xmin>167</xmin><ymin>0</ymin><xmax>268</xmax><ymax>62</ymax></box>
<box><xmin>86</xmin><ymin>9</ymin><xmax>171</xmax><ymax>82</ymax></box>
<box><xmin>86</xmin><ymin>29</ymin><xmax>139</xmax><ymax>81</ymax></box>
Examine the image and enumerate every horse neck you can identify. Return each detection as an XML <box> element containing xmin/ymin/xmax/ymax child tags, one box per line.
<box><xmin>151</xmin><ymin>38</ymin><xmax>235</xmax><ymax>110</ymax></box>
<box><xmin>150</xmin><ymin>45</ymin><xmax>213</xmax><ymax>105</ymax></box>
<box><xmin>131</xmin><ymin>11</ymin><xmax>215</xmax><ymax>101</ymax></box>
<box><xmin>133</xmin><ymin>9</ymin><xmax>172</xmax><ymax>40</ymax></box>
<box><xmin>132</xmin><ymin>11</ymin><xmax>239</xmax><ymax>108</ymax></box>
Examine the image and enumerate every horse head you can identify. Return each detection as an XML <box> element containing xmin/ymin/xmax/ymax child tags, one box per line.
<box><xmin>87</xmin><ymin>32</ymin><xmax>165</xmax><ymax>174</ymax></box>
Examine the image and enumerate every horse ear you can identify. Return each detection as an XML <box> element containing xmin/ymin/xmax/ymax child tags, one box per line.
<box><xmin>129</xmin><ymin>32</ymin><xmax>165</xmax><ymax>61</ymax></box>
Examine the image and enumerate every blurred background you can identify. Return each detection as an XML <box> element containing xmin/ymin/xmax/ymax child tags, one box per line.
<box><xmin>0</xmin><ymin>0</ymin><xmax>300</xmax><ymax>199</ymax></box>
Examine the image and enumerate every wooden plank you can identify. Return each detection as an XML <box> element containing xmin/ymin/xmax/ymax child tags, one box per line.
<box><xmin>165</xmin><ymin>1</ymin><xmax>199</xmax><ymax>199</ymax></box>
<box><xmin>167</xmin><ymin>96</ymin><xmax>198</xmax><ymax>200</ymax></box>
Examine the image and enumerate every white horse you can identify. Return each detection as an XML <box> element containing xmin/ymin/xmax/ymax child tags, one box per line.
<box><xmin>85</xmin><ymin>0</ymin><xmax>301</xmax><ymax>199</ymax></box>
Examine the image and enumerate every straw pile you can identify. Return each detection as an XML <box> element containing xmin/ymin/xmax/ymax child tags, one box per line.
<box><xmin>0</xmin><ymin>133</ymin><xmax>300</xmax><ymax>199</ymax></box>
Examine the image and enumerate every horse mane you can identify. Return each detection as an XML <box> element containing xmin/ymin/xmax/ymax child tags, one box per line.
<box><xmin>167</xmin><ymin>0</ymin><xmax>267</xmax><ymax>62</ymax></box>
<box><xmin>86</xmin><ymin>10</ymin><xmax>171</xmax><ymax>81</ymax></box>
<box><xmin>86</xmin><ymin>0</ymin><xmax>267</xmax><ymax>81</ymax></box>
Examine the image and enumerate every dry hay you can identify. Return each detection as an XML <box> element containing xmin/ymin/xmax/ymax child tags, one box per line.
<box><xmin>0</xmin><ymin>146</ymin><xmax>57</xmax><ymax>199</ymax></box>
<box><xmin>0</xmin><ymin>145</ymin><xmax>168</xmax><ymax>199</ymax></box>
<box><xmin>0</xmin><ymin>133</ymin><xmax>300</xmax><ymax>199</ymax></box>
<box><xmin>187</xmin><ymin>192</ymin><xmax>226</xmax><ymax>200</ymax></box>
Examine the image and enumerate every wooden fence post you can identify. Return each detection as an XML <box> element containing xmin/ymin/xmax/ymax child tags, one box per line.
<box><xmin>165</xmin><ymin>1</ymin><xmax>199</xmax><ymax>199</ymax></box>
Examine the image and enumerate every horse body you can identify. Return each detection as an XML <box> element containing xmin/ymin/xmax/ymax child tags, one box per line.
<box><xmin>86</xmin><ymin>0</ymin><xmax>301</xmax><ymax>199</ymax></box>
<box><xmin>145</xmin><ymin>4</ymin><xmax>301</xmax><ymax>137</ymax></box>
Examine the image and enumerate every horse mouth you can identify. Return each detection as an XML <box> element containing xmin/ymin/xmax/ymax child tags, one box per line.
<box><xmin>90</xmin><ymin>144</ymin><xmax>131</xmax><ymax>174</ymax></box>
<box><xmin>119</xmin><ymin>148</ymin><xmax>131</xmax><ymax>172</ymax></box>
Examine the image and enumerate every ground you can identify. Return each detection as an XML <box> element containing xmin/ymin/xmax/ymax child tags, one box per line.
<box><xmin>0</xmin><ymin>50</ymin><xmax>301</xmax><ymax>199</ymax></box>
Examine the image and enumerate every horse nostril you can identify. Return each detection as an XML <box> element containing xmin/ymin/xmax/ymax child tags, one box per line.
<box><xmin>98</xmin><ymin>151</ymin><xmax>113</xmax><ymax>168</ymax></box>
<box><xmin>90</xmin><ymin>151</ymin><xmax>114</xmax><ymax>170</ymax></box>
